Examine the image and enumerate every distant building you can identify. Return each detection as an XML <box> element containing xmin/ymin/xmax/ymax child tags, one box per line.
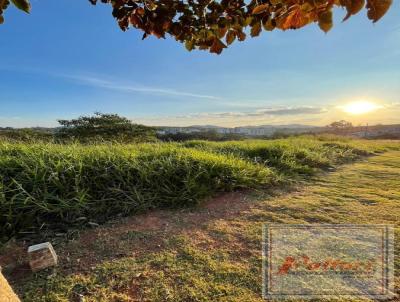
<box><xmin>157</xmin><ymin>125</ymin><xmax>320</xmax><ymax>137</ymax></box>
<box><xmin>157</xmin><ymin>127</ymin><xmax>206</xmax><ymax>135</ymax></box>
<box><xmin>349</xmin><ymin>124</ymin><xmax>400</xmax><ymax>138</ymax></box>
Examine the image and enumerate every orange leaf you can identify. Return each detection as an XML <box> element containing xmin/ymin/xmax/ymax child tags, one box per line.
<box><xmin>250</xmin><ymin>22</ymin><xmax>262</xmax><ymax>37</ymax></box>
<box><xmin>236</xmin><ymin>30</ymin><xmax>246</xmax><ymax>41</ymax></box>
<box><xmin>210</xmin><ymin>38</ymin><xmax>227</xmax><ymax>54</ymax></box>
<box><xmin>341</xmin><ymin>0</ymin><xmax>365</xmax><ymax>21</ymax></box>
<box><xmin>226</xmin><ymin>30</ymin><xmax>236</xmax><ymax>45</ymax></box>
<box><xmin>366</xmin><ymin>0</ymin><xmax>392</xmax><ymax>22</ymax></box>
<box><xmin>252</xmin><ymin>4</ymin><xmax>269</xmax><ymax>15</ymax></box>
<box><xmin>280</xmin><ymin>7</ymin><xmax>309</xmax><ymax>30</ymax></box>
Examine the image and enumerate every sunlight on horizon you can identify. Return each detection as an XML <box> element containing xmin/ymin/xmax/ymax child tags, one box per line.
<box><xmin>340</xmin><ymin>101</ymin><xmax>382</xmax><ymax>115</ymax></box>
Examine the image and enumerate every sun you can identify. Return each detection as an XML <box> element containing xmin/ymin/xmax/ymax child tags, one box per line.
<box><xmin>341</xmin><ymin>101</ymin><xmax>382</xmax><ymax>115</ymax></box>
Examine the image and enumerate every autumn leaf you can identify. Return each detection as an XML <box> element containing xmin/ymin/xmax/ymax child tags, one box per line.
<box><xmin>118</xmin><ymin>17</ymin><xmax>129</xmax><ymax>31</ymax></box>
<box><xmin>252</xmin><ymin>4</ymin><xmax>269</xmax><ymax>15</ymax></box>
<box><xmin>11</xmin><ymin>0</ymin><xmax>30</xmax><ymax>13</ymax></box>
<box><xmin>0</xmin><ymin>0</ymin><xmax>7</xmax><ymax>9</ymax></box>
<box><xmin>162</xmin><ymin>20</ymin><xmax>171</xmax><ymax>31</ymax></box>
<box><xmin>244</xmin><ymin>16</ymin><xmax>253</xmax><ymax>26</ymax></box>
<box><xmin>250</xmin><ymin>22</ymin><xmax>261</xmax><ymax>37</ymax></box>
<box><xmin>318</xmin><ymin>10</ymin><xmax>333</xmax><ymax>33</ymax></box>
<box><xmin>218</xmin><ymin>26</ymin><xmax>228</xmax><ymax>39</ymax></box>
<box><xmin>129</xmin><ymin>14</ymin><xmax>142</xmax><ymax>28</ymax></box>
<box><xmin>209</xmin><ymin>38</ymin><xmax>227</xmax><ymax>54</ymax></box>
<box><xmin>236</xmin><ymin>30</ymin><xmax>246</xmax><ymax>41</ymax></box>
<box><xmin>135</xmin><ymin>7</ymin><xmax>145</xmax><ymax>17</ymax></box>
<box><xmin>226</xmin><ymin>30</ymin><xmax>236</xmax><ymax>45</ymax></box>
<box><xmin>185</xmin><ymin>40</ymin><xmax>195</xmax><ymax>51</ymax></box>
<box><xmin>341</xmin><ymin>0</ymin><xmax>365</xmax><ymax>21</ymax></box>
<box><xmin>270</xmin><ymin>0</ymin><xmax>281</xmax><ymax>5</ymax></box>
<box><xmin>280</xmin><ymin>6</ymin><xmax>310</xmax><ymax>30</ymax></box>
<box><xmin>144</xmin><ymin>0</ymin><xmax>157</xmax><ymax>11</ymax></box>
<box><xmin>263</xmin><ymin>18</ymin><xmax>275</xmax><ymax>31</ymax></box>
<box><xmin>366</xmin><ymin>0</ymin><xmax>392</xmax><ymax>22</ymax></box>
<box><xmin>1</xmin><ymin>0</ymin><xmax>394</xmax><ymax>53</ymax></box>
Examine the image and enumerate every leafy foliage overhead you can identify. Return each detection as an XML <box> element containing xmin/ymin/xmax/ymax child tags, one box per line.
<box><xmin>0</xmin><ymin>0</ymin><xmax>30</xmax><ymax>24</ymax></box>
<box><xmin>1</xmin><ymin>0</ymin><xmax>393</xmax><ymax>54</ymax></box>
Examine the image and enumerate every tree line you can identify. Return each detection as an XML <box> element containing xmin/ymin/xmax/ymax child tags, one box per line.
<box><xmin>0</xmin><ymin>112</ymin><xmax>245</xmax><ymax>143</ymax></box>
<box><xmin>0</xmin><ymin>113</ymin><xmax>369</xmax><ymax>143</ymax></box>
<box><xmin>0</xmin><ymin>113</ymin><xmax>156</xmax><ymax>143</ymax></box>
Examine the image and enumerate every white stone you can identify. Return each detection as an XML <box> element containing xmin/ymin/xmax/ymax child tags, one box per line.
<box><xmin>28</xmin><ymin>242</ymin><xmax>58</xmax><ymax>272</ymax></box>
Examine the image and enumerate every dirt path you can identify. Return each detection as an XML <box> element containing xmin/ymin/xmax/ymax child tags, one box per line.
<box><xmin>2</xmin><ymin>151</ymin><xmax>400</xmax><ymax>301</ymax></box>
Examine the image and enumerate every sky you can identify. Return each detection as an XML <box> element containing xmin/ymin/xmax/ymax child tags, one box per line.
<box><xmin>0</xmin><ymin>0</ymin><xmax>399</xmax><ymax>128</ymax></box>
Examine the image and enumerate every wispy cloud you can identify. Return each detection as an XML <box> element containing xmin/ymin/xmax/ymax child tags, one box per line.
<box><xmin>0</xmin><ymin>65</ymin><xmax>221</xmax><ymax>100</ymax></box>
<box><xmin>173</xmin><ymin>106</ymin><xmax>327</xmax><ymax>119</ymax></box>
<box><xmin>251</xmin><ymin>107</ymin><xmax>327</xmax><ymax>116</ymax></box>
<box><xmin>57</xmin><ymin>73</ymin><xmax>222</xmax><ymax>100</ymax></box>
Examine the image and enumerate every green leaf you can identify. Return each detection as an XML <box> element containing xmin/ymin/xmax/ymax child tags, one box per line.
<box><xmin>11</xmin><ymin>0</ymin><xmax>30</xmax><ymax>13</ymax></box>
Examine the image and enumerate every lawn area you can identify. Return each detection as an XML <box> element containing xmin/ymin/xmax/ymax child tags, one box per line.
<box><xmin>1</xmin><ymin>141</ymin><xmax>399</xmax><ymax>301</ymax></box>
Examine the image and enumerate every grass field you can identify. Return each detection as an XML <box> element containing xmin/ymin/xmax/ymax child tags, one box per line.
<box><xmin>2</xmin><ymin>135</ymin><xmax>395</xmax><ymax>242</ymax></box>
<box><xmin>0</xmin><ymin>136</ymin><xmax>399</xmax><ymax>301</ymax></box>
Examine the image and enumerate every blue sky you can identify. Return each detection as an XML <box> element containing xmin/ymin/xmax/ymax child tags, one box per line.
<box><xmin>0</xmin><ymin>0</ymin><xmax>399</xmax><ymax>127</ymax></box>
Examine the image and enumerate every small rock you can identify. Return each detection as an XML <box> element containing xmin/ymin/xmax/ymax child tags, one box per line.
<box><xmin>28</xmin><ymin>242</ymin><xmax>58</xmax><ymax>272</ymax></box>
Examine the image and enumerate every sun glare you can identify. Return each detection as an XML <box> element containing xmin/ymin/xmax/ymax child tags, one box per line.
<box><xmin>341</xmin><ymin>101</ymin><xmax>382</xmax><ymax>115</ymax></box>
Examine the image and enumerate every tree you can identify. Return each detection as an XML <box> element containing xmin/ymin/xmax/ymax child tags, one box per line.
<box><xmin>1</xmin><ymin>0</ymin><xmax>393</xmax><ymax>54</ymax></box>
<box><xmin>56</xmin><ymin>112</ymin><xmax>156</xmax><ymax>143</ymax></box>
<box><xmin>329</xmin><ymin>120</ymin><xmax>353</xmax><ymax>130</ymax></box>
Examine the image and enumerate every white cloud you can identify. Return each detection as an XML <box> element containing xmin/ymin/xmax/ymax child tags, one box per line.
<box><xmin>59</xmin><ymin>73</ymin><xmax>221</xmax><ymax>100</ymax></box>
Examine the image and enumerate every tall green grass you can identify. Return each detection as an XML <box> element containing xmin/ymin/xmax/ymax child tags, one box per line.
<box><xmin>183</xmin><ymin>136</ymin><xmax>373</xmax><ymax>175</ymax></box>
<box><xmin>0</xmin><ymin>143</ymin><xmax>272</xmax><ymax>241</ymax></box>
<box><xmin>0</xmin><ymin>136</ymin><xmax>396</xmax><ymax>242</ymax></box>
